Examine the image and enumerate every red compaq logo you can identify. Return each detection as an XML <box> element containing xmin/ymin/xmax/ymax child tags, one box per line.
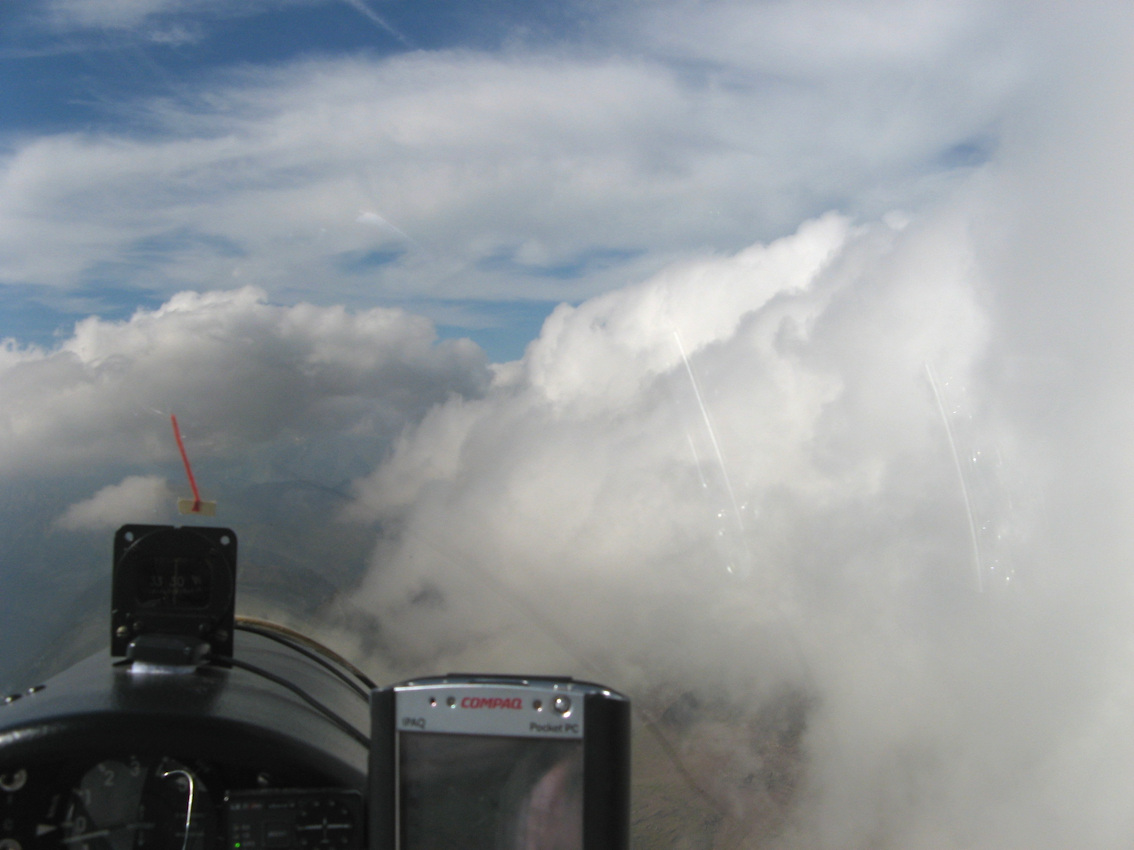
<box><xmin>460</xmin><ymin>696</ymin><xmax>523</xmax><ymax>709</ymax></box>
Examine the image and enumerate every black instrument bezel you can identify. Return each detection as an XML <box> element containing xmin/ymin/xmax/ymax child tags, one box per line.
<box><xmin>111</xmin><ymin>525</ymin><xmax>237</xmax><ymax>660</ymax></box>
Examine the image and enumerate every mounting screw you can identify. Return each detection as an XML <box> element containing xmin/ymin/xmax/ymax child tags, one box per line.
<box><xmin>0</xmin><ymin>769</ymin><xmax>27</xmax><ymax>792</ymax></box>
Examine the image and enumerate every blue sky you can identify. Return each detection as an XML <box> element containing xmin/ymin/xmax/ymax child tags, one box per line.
<box><xmin>0</xmin><ymin>0</ymin><xmax>1010</xmax><ymax>361</ymax></box>
<box><xmin>0</xmin><ymin>0</ymin><xmax>599</xmax><ymax>129</ymax></box>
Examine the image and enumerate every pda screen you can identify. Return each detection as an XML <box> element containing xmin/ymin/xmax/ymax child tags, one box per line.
<box><xmin>399</xmin><ymin>732</ymin><xmax>582</xmax><ymax>850</ymax></box>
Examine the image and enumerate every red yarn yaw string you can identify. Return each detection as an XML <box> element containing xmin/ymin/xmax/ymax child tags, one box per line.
<box><xmin>171</xmin><ymin>414</ymin><xmax>203</xmax><ymax>513</ymax></box>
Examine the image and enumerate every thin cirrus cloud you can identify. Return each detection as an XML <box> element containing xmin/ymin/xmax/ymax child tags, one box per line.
<box><xmin>38</xmin><ymin>0</ymin><xmax>299</xmax><ymax>31</ymax></box>
<box><xmin>1</xmin><ymin>0</ymin><xmax>1019</xmax><ymax>356</ymax></box>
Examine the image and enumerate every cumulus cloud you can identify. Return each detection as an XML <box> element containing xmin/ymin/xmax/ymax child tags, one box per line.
<box><xmin>342</xmin><ymin>188</ymin><xmax>1134</xmax><ymax>848</ymax></box>
<box><xmin>0</xmin><ymin>286</ymin><xmax>489</xmax><ymax>480</ymax></box>
<box><xmin>56</xmin><ymin>475</ymin><xmax>175</xmax><ymax>530</ymax></box>
<box><xmin>343</xmin><ymin>208</ymin><xmax>1004</xmax><ymax>843</ymax></box>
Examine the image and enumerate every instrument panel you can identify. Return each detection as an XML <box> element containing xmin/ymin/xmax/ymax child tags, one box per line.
<box><xmin>0</xmin><ymin>754</ymin><xmax>363</xmax><ymax>850</ymax></box>
<box><xmin>1</xmin><ymin>531</ymin><xmax>371</xmax><ymax>850</ymax></box>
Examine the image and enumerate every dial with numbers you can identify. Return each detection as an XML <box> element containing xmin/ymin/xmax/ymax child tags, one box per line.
<box><xmin>47</xmin><ymin>757</ymin><xmax>215</xmax><ymax>850</ymax></box>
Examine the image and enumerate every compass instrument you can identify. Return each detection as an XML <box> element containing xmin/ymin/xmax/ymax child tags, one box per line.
<box><xmin>110</xmin><ymin>525</ymin><xmax>237</xmax><ymax>661</ymax></box>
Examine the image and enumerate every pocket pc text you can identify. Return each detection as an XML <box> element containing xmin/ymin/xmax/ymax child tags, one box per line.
<box><xmin>370</xmin><ymin>676</ymin><xmax>629</xmax><ymax>850</ymax></box>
